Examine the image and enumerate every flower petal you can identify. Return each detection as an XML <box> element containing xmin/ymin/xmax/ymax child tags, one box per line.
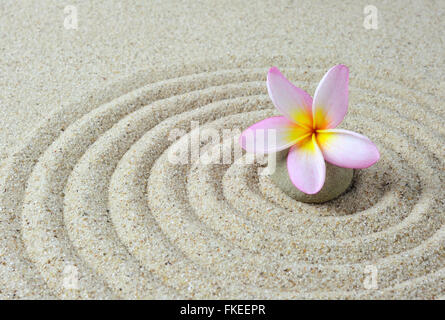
<box><xmin>287</xmin><ymin>134</ymin><xmax>326</xmax><ymax>194</ymax></box>
<box><xmin>312</xmin><ymin>64</ymin><xmax>349</xmax><ymax>129</ymax></box>
<box><xmin>240</xmin><ymin>116</ymin><xmax>310</xmax><ymax>154</ymax></box>
<box><xmin>316</xmin><ymin>129</ymin><xmax>380</xmax><ymax>168</ymax></box>
<box><xmin>267</xmin><ymin>67</ymin><xmax>313</xmax><ymax>128</ymax></box>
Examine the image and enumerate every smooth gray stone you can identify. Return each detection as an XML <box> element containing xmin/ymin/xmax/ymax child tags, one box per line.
<box><xmin>268</xmin><ymin>150</ymin><xmax>353</xmax><ymax>204</ymax></box>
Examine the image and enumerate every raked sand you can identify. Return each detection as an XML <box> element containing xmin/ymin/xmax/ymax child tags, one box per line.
<box><xmin>0</xmin><ymin>1</ymin><xmax>444</xmax><ymax>299</ymax></box>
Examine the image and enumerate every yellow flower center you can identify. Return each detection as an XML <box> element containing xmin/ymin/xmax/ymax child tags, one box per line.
<box><xmin>286</xmin><ymin>108</ymin><xmax>332</xmax><ymax>152</ymax></box>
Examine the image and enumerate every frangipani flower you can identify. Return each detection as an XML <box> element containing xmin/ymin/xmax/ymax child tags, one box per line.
<box><xmin>240</xmin><ymin>65</ymin><xmax>380</xmax><ymax>194</ymax></box>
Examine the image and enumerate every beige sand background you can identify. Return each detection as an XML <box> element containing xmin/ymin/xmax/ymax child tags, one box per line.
<box><xmin>0</xmin><ymin>0</ymin><xmax>444</xmax><ymax>299</ymax></box>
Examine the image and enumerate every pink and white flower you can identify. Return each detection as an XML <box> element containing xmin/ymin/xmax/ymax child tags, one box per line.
<box><xmin>240</xmin><ymin>65</ymin><xmax>380</xmax><ymax>194</ymax></box>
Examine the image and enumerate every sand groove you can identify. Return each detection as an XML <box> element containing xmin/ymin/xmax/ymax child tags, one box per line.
<box><xmin>0</xmin><ymin>61</ymin><xmax>443</xmax><ymax>298</ymax></box>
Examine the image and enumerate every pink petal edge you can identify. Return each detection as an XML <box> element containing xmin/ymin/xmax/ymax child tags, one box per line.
<box><xmin>239</xmin><ymin>116</ymin><xmax>303</xmax><ymax>154</ymax></box>
<box><xmin>286</xmin><ymin>136</ymin><xmax>326</xmax><ymax>194</ymax></box>
<box><xmin>267</xmin><ymin>67</ymin><xmax>313</xmax><ymax>127</ymax></box>
<box><xmin>316</xmin><ymin>129</ymin><xmax>380</xmax><ymax>169</ymax></box>
<box><xmin>312</xmin><ymin>64</ymin><xmax>349</xmax><ymax>129</ymax></box>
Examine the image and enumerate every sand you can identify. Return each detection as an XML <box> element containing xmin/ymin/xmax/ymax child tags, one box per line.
<box><xmin>0</xmin><ymin>1</ymin><xmax>444</xmax><ymax>299</ymax></box>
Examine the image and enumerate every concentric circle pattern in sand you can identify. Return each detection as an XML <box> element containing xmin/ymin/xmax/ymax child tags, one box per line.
<box><xmin>0</xmin><ymin>58</ymin><xmax>444</xmax><ymax>299</ymax></box>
